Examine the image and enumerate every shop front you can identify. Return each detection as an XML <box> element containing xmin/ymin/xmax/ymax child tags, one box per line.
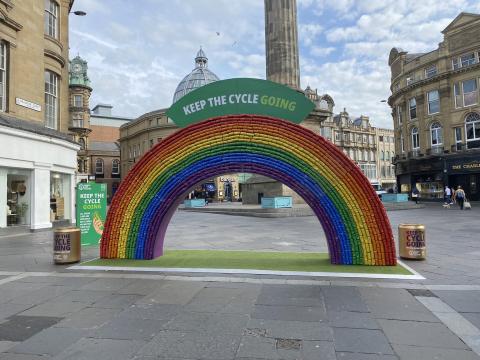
<box><xmin>396</xmin><ymin>158</ymin><xmax>445</xmax><ymax>200</ymax></box>
<box><xmin>447</xmin><ymin>156</ymin><xmax>480</xmax><ymax>201</ymax></box>
<box><xmin>0</xmin><ymin>118</ymin><xmax>79</xmax><ymax>230</ymax></box>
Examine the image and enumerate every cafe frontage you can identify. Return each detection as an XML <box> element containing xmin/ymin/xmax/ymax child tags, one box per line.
<box><xmin>395</xmin><ymin>153</ymin><xmax>480</xmax><ymax>201</ymax></box>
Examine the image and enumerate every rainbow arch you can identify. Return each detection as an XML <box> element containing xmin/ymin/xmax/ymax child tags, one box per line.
<box><xmin>101</xmin><ymin>115</ymin><xmax>396</xmax><ymax>265</ymax></box>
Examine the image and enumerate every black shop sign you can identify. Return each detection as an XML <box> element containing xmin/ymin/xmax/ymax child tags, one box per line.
<box><xmin>448</xmin><ymin>158</ymin><xmax>480</xmax><ymax>174</ymax></box>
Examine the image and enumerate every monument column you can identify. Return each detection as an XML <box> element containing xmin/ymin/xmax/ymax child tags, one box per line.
<box><xmin>264</xmin><ymin>0</ymin><xmax>300</xmax><ymax>89</ymax></box>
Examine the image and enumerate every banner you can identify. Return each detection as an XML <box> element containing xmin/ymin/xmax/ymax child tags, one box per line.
<box><xmin>167</xmin><ymin>78</ymin><xmax>315</xmax><ymax>127</ymax></box>
<box><xmin>76</xmin><ymin>182</ymin><xmax>107</xmax><ymax>246</ymax></box>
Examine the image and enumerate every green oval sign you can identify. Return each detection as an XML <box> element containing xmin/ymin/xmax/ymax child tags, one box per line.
<box><xmin>166</xmin><ymin>78</ymin><xmax>315</xmax><ymax>127</ymax></box>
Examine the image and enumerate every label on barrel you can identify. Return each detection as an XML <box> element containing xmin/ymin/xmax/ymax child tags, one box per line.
<box><xmin>404</xmin><ymin>229</ymin><xmax>425</xmax><ymax>258</ymax></box>
<box><xmin>54</xmin><ymin>233</ymin><xmax>71</xmax><ymax>253</ymax></box>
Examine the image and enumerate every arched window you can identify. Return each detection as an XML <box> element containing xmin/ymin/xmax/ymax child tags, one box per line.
<box><xmin>465</xmin><ymin>112</ymin><xmax>480</xmax><ymax>149</ymax></box>
<box><xmin>381</xmin><ymin>151</ymin><xmax>384</xmax><ymax>160</ymax></box>
<box><xmin>95</xmin><ymin>158</ymin><xmax>104</xmax><ymax>174</ymax></box>
<box><xmin>411</xmin><ymin>127</ymin><xmax>419</xmax><ymax>150</ymax></box>
<box><xmin>78</xmin><ymin>138</ymin><xmax>85</xmax><ymax>150</ymax></box>
<box><xmin>430</xmin><ymin>122</ymin><xmax>443</xmax><ymax>146</ymax></box>
<box><xmin>112</xmin><ymin>159</ymin><xmax>120</xmax><ymax>175</ymax></box>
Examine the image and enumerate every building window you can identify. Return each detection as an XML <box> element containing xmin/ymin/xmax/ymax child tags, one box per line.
<box><xmin>44</xmin><ymin>71</ymin><xmax>58</xmax><ymax>129</ymax></box>
<box><xmin>465</xmin><ymin>112</ymin><xmax>480</xmax><ymax>149</ymax></box>
<box><xmin>425</xmin><ymin>65</ymin><xmax>437</xmax><ymax>78</ymax></box>
<box><xmin>112</xmin><ymin>159</ymin><xmax>120</xmax><ymax>175</ymax></box>
<box><xmin>462</xmin><ymin>79</ymin><xmax>478</xmax><ymax>107</ymax></box>
<box><xmin>73</xmin><ymin>94</ymin><xmax>83</xmax><ymax>107</ymax></box>
<box><xmin>409</xmin><ymin>98</ymin><xmax>416</xmax><ymax>120</ymax></box>
<box><xmin>453</xmin><ymin>52</ymin><xmax>478</xmax><ymax>69</ymax></box>
<box><xmin>430</xmin><ymin>122</ymin><xmax>443</xmax><ymax>147</ymax></box>
<box><xmin>454</xmin><ymin>83</ymin><xmax>462</xmax><ymax>108</ymax></box>
<box><xmin>400</xmin><ymin>133</ymin><xmax>404</xmax><ymax>153</ymax></box>
<box><xmin>78</xmin><ymin>138</ymin><xmax>85</xmax><ymax>150</ymax></box>
<box><xmin>386</xmin><ymin>151</ymin><xmax>390</xmax><ymax>162</ymax></box>
<box><xmin>0</xmin><ymin>42</ymin><xmax>7</xmax><ymax>112</ymax></box>
<box><xmin>149</xmin><ymin>139</ymin><xmax>154</xmax><ymax>148</ymax></box>
<box><xmin>396</xmin><ymin>105</ymin><xmax>403</xmax><ymax>125</ymax></box>
<box><xmin>72</xmin><ymin>113</ymin><xmax>83</xmax><ymax>128</ymax></box>
<box><xmin>381</xmin><ymin>151</ymin><xmax>384</xmax><ymax>160</ymax></box>
<box><xmin>411</xmin><ymin>127</ymin><xmax>419</xmax><ymax>150</ymax></box>
<box><xmin>95</xmin><ymin>158</ymin><xmax>104</xmax><ymax>174</ymax></box>
<box><xmin>455</xmin><ymin>127</ymin><xmax>462</xmax><ymax>151</ymax></box>
<box><xmin>427</xmin><ymin>90</ymin><xmax>440</xmax><ymax>115</ymax></box>
<box><xmin>44</xmin><ymin>0</ymin><xmax>59</xmax><ymax>39</ymax></box>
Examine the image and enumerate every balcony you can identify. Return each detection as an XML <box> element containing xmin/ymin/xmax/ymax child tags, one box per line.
<box><xmin>408</xmin><ymin>149</ymin><xmax>422</xmax><ymax>158</ymax></box>
<box><xmin>68</xmin><ymin>120</ymin><xmax>91</xmax><ymax>135</ymax></box>
<box><xmin>426</xmin><ymin>146</ymin><xmax>444</xmax><ymax>156</ymax></box>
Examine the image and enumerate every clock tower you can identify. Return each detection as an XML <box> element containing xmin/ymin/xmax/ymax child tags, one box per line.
<box><xmin>69</xmin><ymin>55</ymin><xmax>93</xmax><ymax>177</ymax></box>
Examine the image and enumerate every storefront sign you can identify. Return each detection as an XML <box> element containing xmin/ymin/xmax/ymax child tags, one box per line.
<box><xmin>166</xmin><ymin>78</ymin><xmax>315</xmax><ymax>127</ymax></box>
<box><xmin>219</xmin><ymin>177</ymin><xmax>235</xmax><ymax>182</ymax></box>
<box><xmin>448</xmin><ymin>158</ymin><xmax>480</xmax><ymax>174</ymax></box>
<box><xmin>76</xmin><ymin>182</ymin><xmax>107</xmax><ymax>246</ymax></box>
<box><xmin>15</xmin><ymin>97</ymin><xmax>41</xmax><ymax>112</ymax></box>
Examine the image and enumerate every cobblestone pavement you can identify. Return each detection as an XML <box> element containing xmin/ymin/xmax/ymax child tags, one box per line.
<box><xmin>0</xmin><ymin>203</ymin><xmax>479</xmax><ymax>359</ymax></box>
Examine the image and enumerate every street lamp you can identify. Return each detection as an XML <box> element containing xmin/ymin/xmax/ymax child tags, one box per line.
<box><xmin>73</xmin><ymin>10</ymin><xmax>87</xmax><ymax>16</ymax></box>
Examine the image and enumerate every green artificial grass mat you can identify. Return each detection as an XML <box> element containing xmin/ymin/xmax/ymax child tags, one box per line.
<box><xmin>82</xmin><ymin>250</ymin><xmax>412</xmax><ymax>275</ymax></box>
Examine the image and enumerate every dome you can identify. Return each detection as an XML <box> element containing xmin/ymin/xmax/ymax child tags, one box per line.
<box><xmin>172</xmin><ymin>48</ymin><xmax>220</xmax><ymax>104</ymax></box>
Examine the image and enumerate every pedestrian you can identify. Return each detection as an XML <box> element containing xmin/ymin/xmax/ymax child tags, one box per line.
<box><xmin>444</xmin><ymin>185</ymin><xmax>452</xmax><ymax>204</ymax></box>
<box><xmin>454</xmin><ymin>185</ymin><xmax>466</xmax><ymax>210</ymax></box>
<box><xmin>412</xmin><ymin>187</ymin><xmax>420</xmax><ymax>204</ymax></box>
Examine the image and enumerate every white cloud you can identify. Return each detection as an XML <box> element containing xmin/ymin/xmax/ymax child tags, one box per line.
<box><xmin>310</xmin><ymin>46</ymin><xmax>335</xmax><ymax>57</ymax></box>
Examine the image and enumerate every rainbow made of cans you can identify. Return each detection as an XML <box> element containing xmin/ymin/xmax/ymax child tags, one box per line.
<box><xmin>100</xmin><ymin>115</ymin><xmax>396</xmax><ymax>265</ymax></box>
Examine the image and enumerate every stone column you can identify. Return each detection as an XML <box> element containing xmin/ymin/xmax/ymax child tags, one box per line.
<box><xmin>264</xmin><ymin>0</ymin><xmax>300</xmax><ymax>89</ymax></box>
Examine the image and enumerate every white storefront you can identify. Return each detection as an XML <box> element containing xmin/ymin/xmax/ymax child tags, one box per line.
<box><xmin>0</xmin><ymin>124</ymin><xmax>79</xmax><ymax>230</ymax></box>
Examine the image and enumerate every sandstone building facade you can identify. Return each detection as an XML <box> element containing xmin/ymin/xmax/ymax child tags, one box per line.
<box><xmin>0</xmin><ymin>0</ymin><xmax>79</xmax><ymax>230</ymax></box>
<box><xmin>389</xmin><ymin>12</ymin><xmax>480</xmax><ymax>200</ymax></box>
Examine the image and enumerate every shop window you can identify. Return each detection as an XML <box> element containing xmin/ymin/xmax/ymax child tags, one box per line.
<box><xmin>45</xmin><ymin>71</ymin><xmax>58</xmax><ymax>129</ymax></box>
<box><xmin>0</xmin><ymin>42</ymin><xmax>7</xmax><ymax>112</ymax></box>
<box><xmin>95</xmin><ymin>158</ymin><xmax>104</xmax><ymax>175</ymax></box>
<box><xmin>427</xmin><ymin>90</ymin><xmax>440</xmax><ymax>114</ymax></box>
<box><xmin>44</xmin><ymin>0</ymin><xmax>59</xmax><ymax>38</ymax></box>
<box><xmin>465</xmin><ymin>112</ymin><xmax>480</xmax><ymax>149</ymax></box>
<box><xmin>430</xmin><ymin>122</ymin><xmax>443</xmax><ymax>147</ymax></box>
<box><xmin>50</xmin><ymin>173</ymin><xmax>70</xmax><ymax>221</ymax></box>
<box><xmin>5</xmin><ymin>171</ymin><xmax>30</xmax><ymax>227</ymax></box>
<box><xmin>112</xmin><ymin>159</ymin><xmax>120</xmax><ymax>177</ymax></box>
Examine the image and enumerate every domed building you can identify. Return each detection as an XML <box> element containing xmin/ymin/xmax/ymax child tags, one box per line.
<box><xmin>172</xmin><ymin>48</ymin><xmax>220</xmax><ymax>104</ymax></box>
<box><xmin>119</xmin><ymin>49</ymin><xmax>242</xmax><ymax>202</ymax></box>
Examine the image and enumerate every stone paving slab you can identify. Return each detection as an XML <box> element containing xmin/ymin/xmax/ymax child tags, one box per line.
<box><xmin>0</xmin><ymin>316</ymin><xmax>62</xmax><ymax>342</ymax></box>
<box><xmin>18</xmin><ymin>300</ymin><xmax>86</xmax><ymax>318</ymax></box>
<box><xmin>53</xmin><ymin>307</ymin><xmax>120</xmax><ymax>329</ymax></box>
<box><xmin>333</xmin><ymin>327</ymin><xmax>394</xmax><ymax>355</ymax></box>
<box><xmin>53</xmin><ymin>338</ymin><xmax>147</xmax><ymax>360</ymax></box>
<box><xmin>94</xmin><ymin>317</ymin><xmax>167</xmax><ymax>340</ymax></box>
<box><xmin>391</xmin><ymin>344</ymin><xmax>480</xmax><ymax>360</ymax></box>
<box><xmin>378</xmin><ymin>319</ymin><xmax>469</xmax><ymax>349</ymax></box>
<box><xmin>323</xmin><ymin>286</ymin><xmax>369</xmax><ymax>313</ymax></box>
<box><xmin>135</xmin><ymin>281</ymin><xmax>205</xmax><ymax>306</ymax></box>
<box><xmin>165</xmin><ymin>312</ymin><xmax>249</xmax><ymax>335</ymax></box>
<box><xmin>252</xmin><ymin>304</ymin><xmax>326</xmax><ymax>322</ymax></box>
<box><xmin>0</xmin><ymin>354</ymin><xmax>51</xmax><ymax>359</ymax></box>
<box><xmin>117</xmin><ymin>304</ymin><xmax>182</xmax><ymax>321</ymax></box>
<box><xmin>433</xmin><ymin>291</ymin><xmax>480</xmax><ymax>313</ymax></box>
<box><xmin>6</xmin><ymin>328</ymin><xmax>86</xmax><ymax>357</ymax></box>
<box><xmin>327</xmin><ymin>310</ymin><xmax>380</xmax><ymax>329</ymax></box>
<box><xmin>335</xmin><ymin>352</ymin><xmax>398</xmax><ymax>359</ymax></box>
<box><xmin>137</xmin><ymin>330</ymin><xmax>240</xmax><ymax>359</ymax></box>
<box><xmin>246</xmin><ymin>318</ymin><xmax>332</xmax><ymax>341</ymax></box>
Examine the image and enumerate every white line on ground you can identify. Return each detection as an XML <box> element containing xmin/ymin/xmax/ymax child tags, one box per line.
<box><xmin>416</xmin><ymin>296</ymin><xmax>480</xmax><ymax>356</ymax></box>
<box><xmin>0</xmin><ymin>273</ymin><xmax>29</xmax><ymax>285</ymax></box>
<box><xmin>67</xmin><ymin>264</ymin><xmax>425</xmax><ymax>280</ymax></box>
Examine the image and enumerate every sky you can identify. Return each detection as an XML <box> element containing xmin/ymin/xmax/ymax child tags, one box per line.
<box><xmin>69</xmin><ymin>0</ymin><xmax>480</xmax><ymax>129</ymax></box>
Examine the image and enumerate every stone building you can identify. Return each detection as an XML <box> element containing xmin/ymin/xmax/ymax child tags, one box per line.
<box><xmin>389</xmin><ymin>12</ymin><xmax>480</xmax><ymax>200</ymax></box>
<box><xmin>0</xmin><ymin>0</ymin><xmax>79</xmax><ymax>231</ymax></box>
<box><xmin>375</xmin><ymin>128</ymin><xmax>396</xmax><ymax>190</ymax></box>
<box><xmin>69</xmin><ymin>55</ymin><xmax>92</xmax><ymax>178</ymax></box>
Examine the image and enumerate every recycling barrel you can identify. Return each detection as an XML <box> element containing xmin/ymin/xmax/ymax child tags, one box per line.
<box><xmin>398</xmin><ymin>224</ymin><xmax>426</xmax><ymax>260</ymax></box>
<box><xmin>53</xmin><ymin>227</ymin><xmax>81</xmax><ymax>264</ymax></box>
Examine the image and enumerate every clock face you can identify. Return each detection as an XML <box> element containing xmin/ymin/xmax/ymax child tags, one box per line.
<box><xmin>73</xmin><ymin>64</ymin><xmax>82</xmax><ymax>73</ymax></box>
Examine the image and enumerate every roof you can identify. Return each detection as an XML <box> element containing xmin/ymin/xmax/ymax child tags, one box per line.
<box><xmin>0</xmin><ymin>112</ymin><xmax>76</xmax><ymax>144</ymax></box>
<box><xmin>172</xmin><ymin>48</ymin><xmax>220</xmax><ymax>103</ymax></box>
<box><xmin>88</xmin><ymin>141</ymin><xmax>120</xmax><ymax>152</ymax></box>
<box><xmin>442</xmin><ymin>12</ymin><xmax>480</xmax><ymax>34</ymax></box>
